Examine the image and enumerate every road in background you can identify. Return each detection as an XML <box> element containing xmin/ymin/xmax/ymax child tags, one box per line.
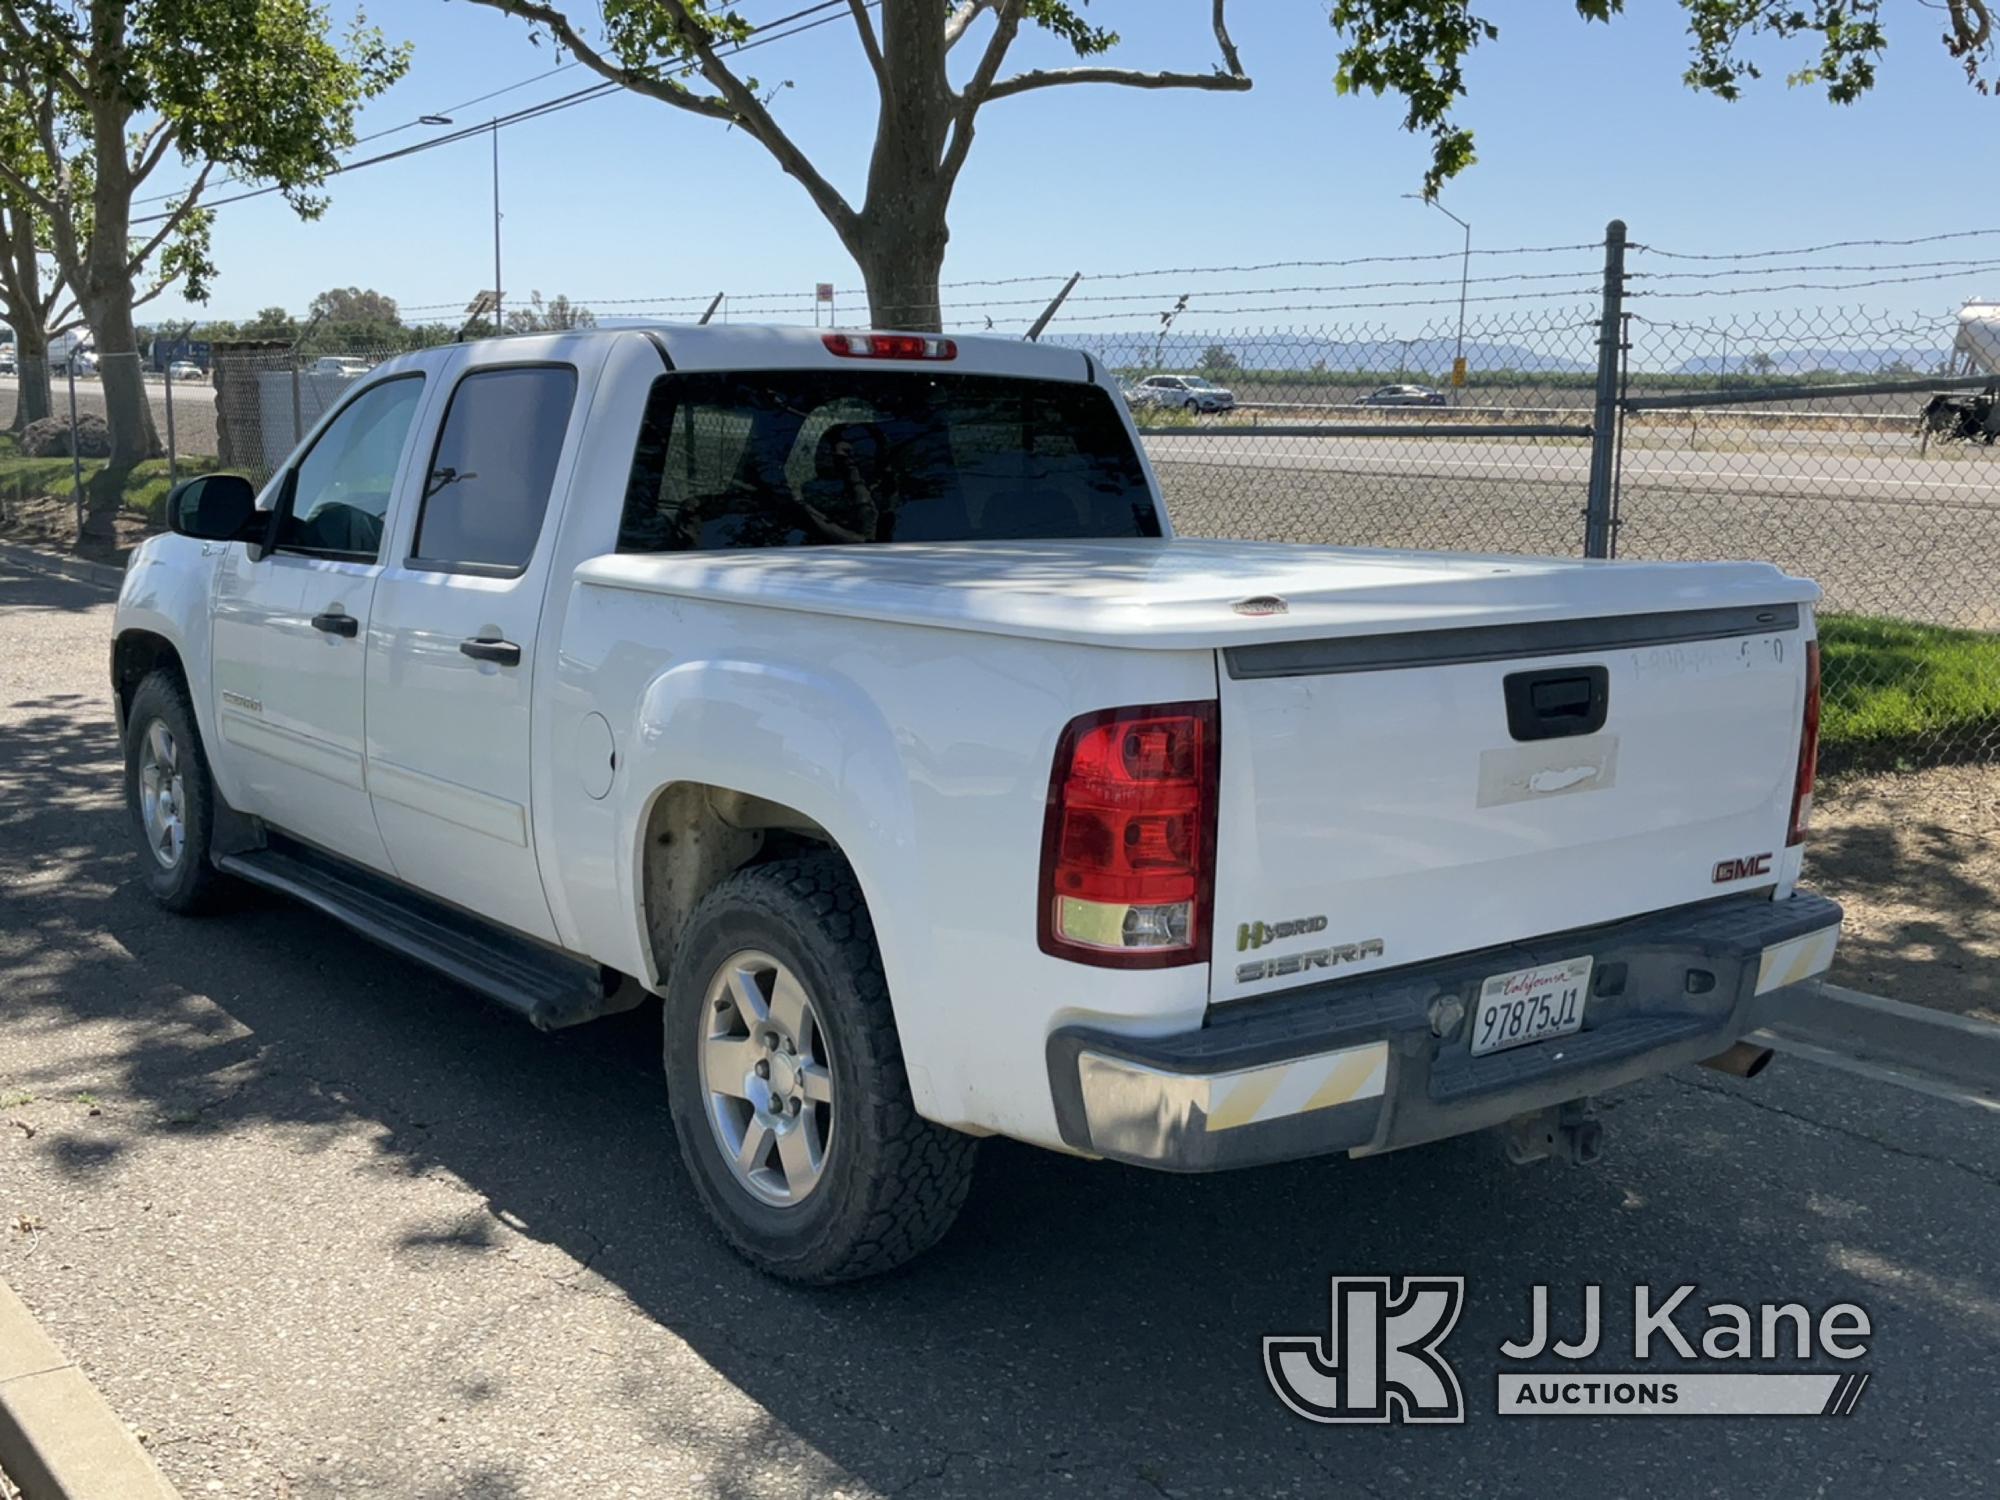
<box><xmin>2</xmin><ymin>559</ymin><xmax>1998</xmax><ymax>1498</ymax></box>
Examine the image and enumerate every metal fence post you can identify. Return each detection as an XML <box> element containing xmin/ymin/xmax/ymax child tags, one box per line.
<box><xmin>163</xmin><ymin>361</ymin><xmax>178</xmax><ymax>485</ymax></box>
<box><xmin>289</xmin><ymin>357</ymin><xmax>304</xmax><ymax>449</ymax></box>
<box><xmin>1582</xmin><ymin>219</ymin><xmax>1627</xmax><ymax>559</ymax></box>
<box><xmin>66</xmin><ymin>361</ymin><xmax>84</xmax><ymax>536</ymax></box>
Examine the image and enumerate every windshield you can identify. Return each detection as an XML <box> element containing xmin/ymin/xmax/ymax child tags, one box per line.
<box><xmin>619</xmin><ymin>369</ymin><xmax>1162</xmax><ymax>552</ymax></box>
<box><xmin>1181</xmin><ymin>377</ymin><xmax>1218</xmax><ymax>389</ymax></box>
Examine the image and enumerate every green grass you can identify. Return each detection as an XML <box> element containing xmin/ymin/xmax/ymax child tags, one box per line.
<box><xmin>1818</xmin><ymin>613</ymin><xmax>2000</xmax><ymax>771</ymax></box>
<box><xmin>0</xmin><ymin>431</ymin><xmax>222</xmax><ymax>523</ymax></box>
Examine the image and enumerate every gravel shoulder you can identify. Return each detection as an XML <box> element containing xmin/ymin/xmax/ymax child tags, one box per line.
<box><xmin>1808</xmin><ymin>764</ymin><xmax>2000</xmax><ymax>1022</ymax></box>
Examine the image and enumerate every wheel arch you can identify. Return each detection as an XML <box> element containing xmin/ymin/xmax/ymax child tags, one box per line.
<box><xmin>112</xmin><ymin>627</ymin><xmax>187</xmax><ymax>736</ymax></box>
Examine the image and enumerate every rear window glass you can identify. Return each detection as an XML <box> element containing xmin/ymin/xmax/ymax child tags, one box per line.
<box><xmin>618</xmin><ymin>370</ymin><xmax>1160</xmax><ymax>552</ymax></box>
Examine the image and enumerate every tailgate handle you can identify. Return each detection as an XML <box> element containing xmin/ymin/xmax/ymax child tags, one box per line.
<box><xmin>1504</xmin><ymin>666</ymin><xmax>1608</xmax><ymax>741</ymax></box>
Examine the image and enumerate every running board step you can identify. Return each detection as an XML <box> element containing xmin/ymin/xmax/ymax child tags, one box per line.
<box><xmin>217</xmin><ymin>842</ymin><xmax>635</xmax><ymax>1030</ymax></box>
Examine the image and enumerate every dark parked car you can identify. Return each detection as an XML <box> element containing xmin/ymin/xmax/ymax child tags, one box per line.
<box><xmin>1356</xmin><ymin>383</ymin><xmax>1448</xmax><ymax>407</ymax></box>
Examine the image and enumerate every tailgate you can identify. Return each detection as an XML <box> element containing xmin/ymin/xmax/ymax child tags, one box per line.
<box><xmin>1211</xmin><ymin>603</ymin><xmax>1810</xmax><ymax>1002</ymax></box>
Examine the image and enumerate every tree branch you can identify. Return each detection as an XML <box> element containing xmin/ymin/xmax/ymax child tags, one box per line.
<box><xmin>465</xmin><ymin>0</ymin><xmax>857</xmax><ymax>233</ymax></box>
<box><xmin>130</xmin><ymin>118</ymin><xmax>178</xmax><ymax>188</ymax></box>
<box><xmin>126</xmin><ymin>161</ymin><xmax>212</xmax><ymax>278</ymax></box>
<box><xmin>131</xmin><ymin>274</ymin><xmax>172</xmax><ymax>313</ymax></box>
<box><xmin>985</xmin><ymin>0</ymin><xmax>1250</xmax><ymax>102</ymax></box>
<box><xmin>985</xmin><ymin>66</ymin><xmax>1252</xmax><ymax>101</ymax></box>
<box><xmin>944</xmin><ymin>0</ymin><xmax>995</xmax><ymax>49</ymax></box>
<box><xmin>0</xmin><ymin>156</ymin><xmax>55</xmax><ymax>217</ymax></box>
<box><xmin>848</xmin><ymin>0</ymin><xmax>887</xmax><ymax>88</ymax></box>
<box><xmin>942</xmin><ymin>0</ymin><xmax>1023</xmax><ymax>184</ymax></box>
<box><xmin>463</xmin><ymin>0</ymin><xmax>738</xmax><ymax>122</ymax></box>
<box><xmin>0</xmin><ymin>2</ymin><xmax>89</xmax><ymax>103</ymax></box>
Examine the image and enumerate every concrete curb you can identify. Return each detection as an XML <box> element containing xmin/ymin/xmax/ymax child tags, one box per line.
<box><xmin>0</xmin><ymin>1280</ymin><xmax>179</xmax><ymax>1499</ymax></box>
<box><xmin>0</xmin><ymin>540</ymin><xmax>123</xmax><ymax>593</ymax></box>
<box><xmin>1751</xmin><ymin>981</ymin><xmax>2000</xmax><ymax>1100</ymax></box>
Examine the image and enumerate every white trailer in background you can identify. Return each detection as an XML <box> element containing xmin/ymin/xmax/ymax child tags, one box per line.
<box><xmin>1950</xmin><ymin>301</ymin><xmax>2000</xmax><ymax>376</ymax></box>
<box><xmin>1923</xmin><ymin>301</ymin><xmax>2000</xmax><ymax>443</ymax></box>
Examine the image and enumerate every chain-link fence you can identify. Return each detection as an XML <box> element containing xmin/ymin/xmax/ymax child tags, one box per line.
<box><xmin>1048</xmin><ymin>311</ymin><xmax>1603</xmax><ymax>561</ymax></box>
<box><xmin>4</xmin><ymin>224</ymin><xmax>1994</xmax><ymax>769</ymax></box>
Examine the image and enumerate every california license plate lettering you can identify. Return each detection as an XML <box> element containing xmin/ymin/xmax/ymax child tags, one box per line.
<box><xmin>1471</xmin><ymin>956</ymin><xmax>1592</xmax><ymax>1057</ymax></box>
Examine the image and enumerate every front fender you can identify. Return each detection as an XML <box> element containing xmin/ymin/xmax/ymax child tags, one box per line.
<box><xmin>113</xmin><ymin>536</ymin><xmax>235</xmax><ymax>803</ymax></box>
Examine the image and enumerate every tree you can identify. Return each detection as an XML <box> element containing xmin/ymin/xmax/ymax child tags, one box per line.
<box><xmin>504</xmin><ymin>290</ymin><xmax>597</xmax><ymax>333</ymax></box>
<box><xmin>1746</xmin><ymin>350</ymin><xmax>1778</xmax><ymax>377</ymax></box>
<box><xmin>309</xmin><ymin>286</ymin><xmax>401</xmax><ymax>325</ymax></box>
<box><xmin>0</xmin><ymin>0</ymin><xmax>408</xmax><ymax>490</ymax></box>
<box><xmin>0</xmin><ymin>61</ymin><xmax>79</xmax><ymax>429</ymax></box>
<box><xmin>237</xmin><ymin>306</ymin><xmax>299</xmax><ymax>343</ymax></box>
<box><xmin>1199</xmin><ymin>343</ymin><xmax>1239</xmax><ymax>375</ymax></box>
<box><xmin>467</xmin><ymin>2</ymin><xmax>1251</xmax><ymax>330</ymax></box>
<box><xmin>1331</xmin><ymin>1</ymin><xmax>1994</xmax><ymax>193</ymax></box>
<box><xmin>469</xmin><ymin>2</ymin><xmax>1994</xmax><ymax>332</ymax></box>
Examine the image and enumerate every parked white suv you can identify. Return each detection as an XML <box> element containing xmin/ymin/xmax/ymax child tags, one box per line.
<box><xmin>113</xmin><ymin>324</ymin><xmax>1840</xmax><ymax>1281</ymax></box>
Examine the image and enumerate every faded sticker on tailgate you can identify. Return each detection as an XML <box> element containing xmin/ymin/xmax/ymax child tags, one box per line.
<box><xmin>1477</xmin><ymin>734</ymin><xmax>1619</xmax><ymax>808</ymax></box>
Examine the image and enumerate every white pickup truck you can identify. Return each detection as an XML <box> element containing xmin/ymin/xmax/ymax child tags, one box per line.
<box><xmin>113</xmin><ymin>324</ymin><xmax>1841</xmax><ymax>1282</ymax></box>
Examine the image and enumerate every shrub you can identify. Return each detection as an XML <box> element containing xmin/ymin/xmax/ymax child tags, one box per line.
<box><xmin>19</xmin><ymin>412</ymin><xmax>112</xmax><ymax>459</ymax></box>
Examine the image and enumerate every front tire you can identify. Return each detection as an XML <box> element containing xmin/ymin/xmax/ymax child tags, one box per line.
<box><xmin>123</xmin><ymin>671</ymin><xmax>228</xmax><ymax>913</ymax></box>
<box><xmin>664</xmin><ymin>855</ymin><xmax>977</xmax><ymax>1283</ymax></box>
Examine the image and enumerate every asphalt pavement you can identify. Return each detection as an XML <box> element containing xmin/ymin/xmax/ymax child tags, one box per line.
<box><xmin>2</xmin><ymin>558</ymin><xmax>1997</xmax><ymax>1498</ymax></box>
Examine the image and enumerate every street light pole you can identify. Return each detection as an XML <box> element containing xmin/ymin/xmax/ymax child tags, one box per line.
<box><xmin>492</xmin><ymin>122</ymin><xmax>504</xmax><ymax>340</ymax></box>
<box><xmin>419</xmin><ymin>113</ymin><xmax>505</xmax><ymax>336</ymax></box>
<box><xmin>1404</xmin><ymin>194</ymin><xmax>1471</xmax><ymax>403</ymax></box>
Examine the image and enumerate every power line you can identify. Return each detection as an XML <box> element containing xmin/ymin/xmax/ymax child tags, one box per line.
<box><xmin>131</xmin><ymin>0</ymin><xmax>857</xmax><ymax>225</ymax></box>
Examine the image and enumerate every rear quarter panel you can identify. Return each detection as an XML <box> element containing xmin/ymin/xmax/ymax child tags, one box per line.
<box><xmin>548</xmin><ymin>587</ymin><xmax>1216</xmax><ymax>1145</ymax></box>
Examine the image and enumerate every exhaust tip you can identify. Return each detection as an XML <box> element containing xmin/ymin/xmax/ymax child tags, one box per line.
<box><xmin>1700</xmin><ymin>1041</ymin><xmax>1774</xmax><ymax>1079</ymax></box>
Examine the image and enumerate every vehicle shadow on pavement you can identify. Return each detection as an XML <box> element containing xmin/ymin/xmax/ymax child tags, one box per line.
<box><xmin>0</xmin><ymin>563</ymin><xmax>118</xmax><ymax>616</ymax></box>
<box><xmin>2</xmin><ymin>694</ymin><xmax>1993</xmax><ymax>1498</ymax></box>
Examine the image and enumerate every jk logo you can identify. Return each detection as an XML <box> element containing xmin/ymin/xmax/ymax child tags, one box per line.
<box><xmin>1265</xmin><ymin>1276</ymin><xmax>1466</xmax><ymax>1425</ymax></box>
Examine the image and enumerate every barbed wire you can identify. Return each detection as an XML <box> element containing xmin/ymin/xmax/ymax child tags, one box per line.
<box><xmin>1632</xmin><ymin>256</ymin><xmax>2000</xmax><ymax>283</ymax></box>
<box><xmin>1632</xmin><ymin>269</ymin><xmax>2000</xmax><ymax>299</ymax></box>
<box><xmin>1631</xmin><ymin>228</ymin><xmax>2000</xmax><ymax>261</ymax></box>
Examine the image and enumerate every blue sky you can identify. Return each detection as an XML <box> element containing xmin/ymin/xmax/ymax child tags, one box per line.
<box><xmin>142</xmin><ymin>1</ymin><xmax>2000</xmax><ymax>330</ymax></box>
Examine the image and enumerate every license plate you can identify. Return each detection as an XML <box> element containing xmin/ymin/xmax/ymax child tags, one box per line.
<box><xmin>1470</xmin><ymin>956</ymin><xmax>1592</xmax><ymax>1057</ymax></box>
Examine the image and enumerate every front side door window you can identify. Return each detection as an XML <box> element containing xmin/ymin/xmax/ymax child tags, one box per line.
<box><xmin>275</xmin><ymin>376</ymin><xmax>427</xmax><ymax>559</ymax></box>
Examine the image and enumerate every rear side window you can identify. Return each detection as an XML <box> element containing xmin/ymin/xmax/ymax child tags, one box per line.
<box><xmin>414</xmin><ymin>365</ymin><xmax>578</xmax><ymax>571</ymax></box>
<box><xmin>618</xmin><ymin>369</ymin><xmax>1160</xmax><ymax>553</ymax></box>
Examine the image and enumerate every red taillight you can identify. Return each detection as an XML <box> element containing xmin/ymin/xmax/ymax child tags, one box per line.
<box><xmin>1787</xmin><ymin>640</ymin><xmax>1821</xmax><ymax>847</ymax></box>
<box><xmin>1038</xmin><ymin>702</ymin><xmax>1219</xmax><ymax>968</ymax></box>
<box><xmin>821</xmin><ymin>331</ymin><xmax>957</xmax><ymax>361</ymax></box>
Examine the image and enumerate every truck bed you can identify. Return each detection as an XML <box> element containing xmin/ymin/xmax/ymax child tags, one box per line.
<box><xmin>572</xmin><ymin>537</ymin><xmax>1819</xmax><ymax>651</ymax></box>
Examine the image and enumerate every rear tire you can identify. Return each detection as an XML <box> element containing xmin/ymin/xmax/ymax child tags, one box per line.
<box><xmin>123</xmin><ymin>671</ymin><xmax>228</xmax><ymax>914</ymax></box>
<box><xmin>663</xmin><ymin>855</ymin><xmax>977</xmax><ymax>1283</ymax></box>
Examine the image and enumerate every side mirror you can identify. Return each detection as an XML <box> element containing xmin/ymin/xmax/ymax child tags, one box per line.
<box><xmin>166</xmin><ymin>474</ymin><xmax>264</xmax><ymax>545</ymax></box>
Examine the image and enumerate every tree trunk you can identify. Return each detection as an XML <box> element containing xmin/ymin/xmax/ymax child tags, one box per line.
<box><xmin>849</xmin><ymin>1</ymin><xmax>955</xmax><ymax>333</ymax></box>
<box><xmin>852</xmin><ymin>224</ymin><xmax>949</xmax><ymax>333</ymax></box>
<box><xmin>77</xmin><ymin>5</ymin><xmax>159</xmax><ymax>480</ymax></box>
<box><xmin>85</xmin><ymin>288</ymin><xmax>160</xmax><ymax>465</ymax></box>
<box><xmin>0</xmin><ymin>205</ymin><xmax>53</xmax><ymax>430</ymax></box>
<box><xmin>10</xmin><ymin>321</ymin><xmax>52</xmax><ymax>430</ymax></box>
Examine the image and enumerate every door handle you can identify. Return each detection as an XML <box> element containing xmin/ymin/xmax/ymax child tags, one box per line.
<box><xmin>459</xmin><ymin>636</ymin><xmax>522</xmax><ymax>667</ymax></box>
<box><xmin>311</xmin><ymin>611</ymin><xmax>359</xmax><ymax>638</ymax></box>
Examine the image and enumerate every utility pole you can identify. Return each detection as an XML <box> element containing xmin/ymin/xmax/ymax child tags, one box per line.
<box><xmin>1404</xmin><ymin>194</ymin><xmax>1471</xmax><ymax>402</ymax></box>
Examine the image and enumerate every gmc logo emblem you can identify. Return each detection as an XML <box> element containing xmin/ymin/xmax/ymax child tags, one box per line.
<box><xmin>1713</xmin><ymin>853</ymin><xmax>1774</xmax><ymax>884</ymax></box>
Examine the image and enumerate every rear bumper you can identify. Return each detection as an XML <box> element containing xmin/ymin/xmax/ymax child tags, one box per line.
<box><xmin>1046</xmin><ymin>891</ymin><xmax>1841</xmax><ymax>1172</ymax></box>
